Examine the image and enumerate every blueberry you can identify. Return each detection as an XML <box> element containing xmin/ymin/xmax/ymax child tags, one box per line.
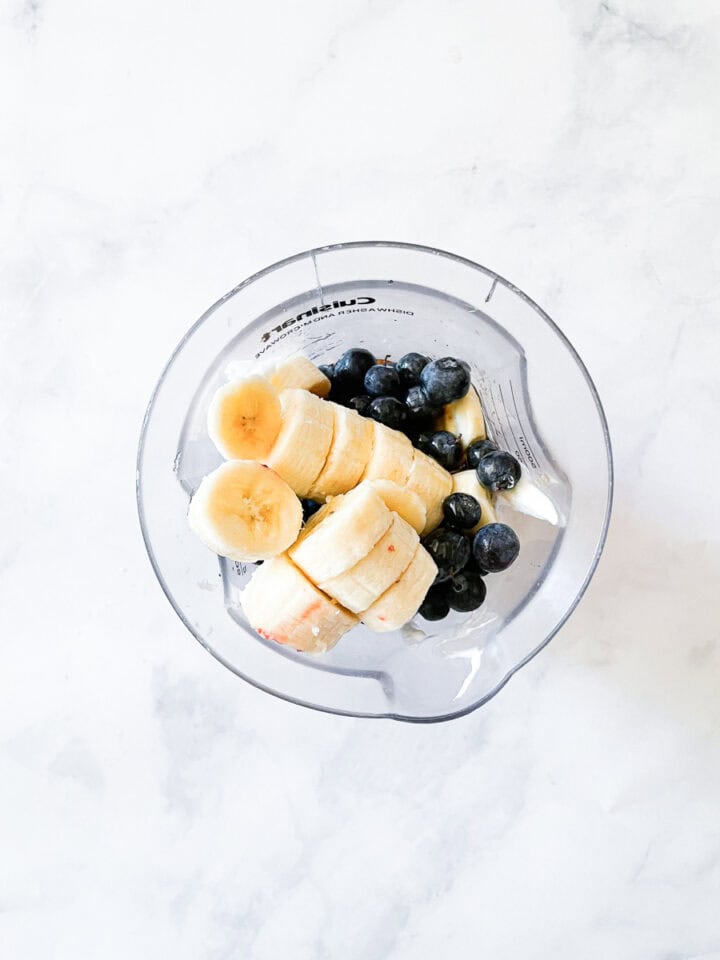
<box><xmin>466</xmin><ymin>438</ymin><xmax>499</xmax><ymax>469</ymax></box>
<box><xmin>348</xmin><ymin>394</ymin><xmax>372</xmax><ymax>415</ymax></box>
<box><xmin>405</xmin><ymin>392</ymin><xmax>441</xmax><ymax>442</ymax></box>
<box><xmin>420</xmin><ymin>357</ymin><xmax>471</xmax><ymax>406</ymax></box>
<box><xmin>367</xmin><ymin>396</ymin><xmax>408</xmax><ymax>431</ymax></box>
<box><xmin>333</xmin><ymin>348</ymin><xmax>376</xmax><ymax>397</ymax></box>
<box><xmin>423</xmin><ymin>430</ymin><xmax>463</xmax><ymax>471</ymax></box>
<box><xmin>418</xmin><ymin>585</ymin><xmax>450</xmax><ymax>621</ymax></box>
<box><xmin>396</xmin><ymin>352</ymin><xmax>429</xmax><ymax>387</ymax></box>
<box><xmin>415</xmin><ymin>432</ymin><xmax>433</xmax><ymax>453</ymax></box>
<box><xmin>301</xmin><ymin>498</ymin><xmax>322</xmax><ymax>522</ymax></box>
<box><xmin>318</xmin><ymin>363</ymin><xmax>335</xmax><ymax>380</ymax></box>
<box><xmin>443</xmin><ymin>570</ymin><xmax>487</xmax><ymax>612</ymax></box>
<box><xmin>472</xmin><ymin>523</ymin><xmax>520</xmax><ymax>572</ymax></box>
<box><xmin>422</xmin><ymin>528</ymin><xmax>471</xmax><ymax>583</ymax></box>
<box><xmin>364</xmin><ymin>364</ymin><xmax>402</xmax><ymax>398</ymax></box>
<box><xmin>405</xmin><ymin>385</ymin><xmax>440</xmax><ymax>419</ymax></box>
<box><xmin>442</xmin><ymin>493</ymin><xmax>482</xmax><ymax>530</ymax></box>
<box><xmin>476</xmin><ymin>450</ymin><xmax>522</xmax><ymax>491</ymax></box>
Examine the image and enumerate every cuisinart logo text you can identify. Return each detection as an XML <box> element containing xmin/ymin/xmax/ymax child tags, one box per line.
<box><xmin>260</xmin><ymin>297</ymin><xmax>375</xmax><ymax>343</ymax></box>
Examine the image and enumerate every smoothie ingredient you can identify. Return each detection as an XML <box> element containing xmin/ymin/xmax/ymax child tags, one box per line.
<box><xmin>441</xmin><ymin>492</ymin><xmax>482</xmax><ymax>531</ymax></box>
<box><xmin>241</xmin><ymin>554</ymin><xmax>357</xmax><ymax>654</ymax></box>
<box><xmin>435</xmin><ymin>384</ymin><xmax>486</xmax><ymax>445</ymax></box>
<box><xmin>207</xmin><ymin>376</ymin><xmax>281</xmax><ymax>460</ymax></box>
<box><xmin>188</xmin><ymin>460</ymin><xmax>302</xmax><ymax>563</ymax></box>
<box><xmin>475</xmin><ymin>449</ymin><xmax>522</xmax><ymax>492</ymax></box>
<box><xmin>269</xmin><ymin>355</ymin><xmax>331</xmax><ymax>397</ymax></box>
<box><xmin>466</xmin><ymin>437</ymin><xmax>499</xmax><ymax>469</ymax></box>
<box><xmin>420</xmin><ymin>357</ymin><xmax>471</xmax><ymax>406</ymax></box>
<box><xmin>472</xmin><ymin>522</ymin><xmax>521</xmax><ymax>572</ymax></box>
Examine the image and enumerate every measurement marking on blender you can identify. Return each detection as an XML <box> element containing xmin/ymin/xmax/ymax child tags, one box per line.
<box><xmin>497</xmin><ymin>383</ymin><xmax>525</xmax><ymax>465</ymax></box>
<box><xmin>478</xmin><ymin>380</ymin><xmax>506</xmax><ymax>449</ymax></box>
<box><xmin>508</xmin><ymin>380</ymin><xmax>540</xmax><ymax>470</ymax></box>
<box><xmin>488</xmin><ymin>382</ymin><xmax>514</xmax><ymax>454</ymax></box>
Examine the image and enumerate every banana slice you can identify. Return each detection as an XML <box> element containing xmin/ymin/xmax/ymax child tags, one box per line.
<box><xmin>368</xmin><ymin>479</ymin><xmax>426</xmax><ymax>535</ymax></box>
<box><xmin>319</xmin><ymin>512</ymin><xmax>419</xmax><ymax>614</ymax></box>
<box><xmin>263</xmin><ymin>388</ymin><xmax>334</xmax><ymax>496</ymax></box>
<box><xmin>436</xmin><ymin>385</ymin><xmax>486</xmax><ymax>447</ymax></box>
<box><xmin>188</xmin><ymin>460</ymin><xmax>302</xmax><ymax>562</ymax></box>
<box><xmin>361</xmin><ymin>422</ymin><xmax>414</xmax><ymax>484</ymax></box>
<box><xmin>498</xmin><ymin>473</ymin><xmax>560</xmax><ymax>525</ymax></box>
<box><xmin>362</xmin><ymin>544</ymin><xmax>437</xmax><ymax>633</ymax></box>
<box><xmin>207</xmin><ymin>376</ymin><xmax>282</xmax><ymax>460</ymax></box>
<box><xmin>308</xmin><ymin>405</ymin><xmax>374</xmax><ymax>500</ymax></box>
<box><xmin>241</xmin><ymin>554</ymin><xmax>357</xmax><ymax>653</ymax></box>
<box><xmin>451</xmin><ymin>469</ymin><xmax>497</xmax><ymax>531</ymax></box>
<box><xmin>269</xmin><ymin>355</ymin><xmax>331</xmax><ymax>398</ymax></box>
<box><xmin>289</xmin><ymin>483</ymin><xmax>392</xmax><ymax>583</ymax></box>
<box><xmin>405</xmin><ymin>450</ymin><xmax>453</xmax><ymax>534</ymax></box>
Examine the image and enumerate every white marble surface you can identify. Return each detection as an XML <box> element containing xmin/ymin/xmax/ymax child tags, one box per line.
<box><xmin>2</xmin><ymin>0</ymin><xmax>720</xmax><ymax>956</ymax></box>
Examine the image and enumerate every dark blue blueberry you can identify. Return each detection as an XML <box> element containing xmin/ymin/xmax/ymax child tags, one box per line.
<box><xmin>475</xmin><ymin>450</ymin><xmax>522</xmax><ymax>491</ymax></box>
<box><xmin>422</xmin><ymin>528</ymin><xmax>471</xmax><ymax>583</ymax></box>
<box><xmin>419</xmin><ymin>357</ymin><xmax>471</xmax><ymax>406</ymax></box>
<box><xmin>318</xmin><ymin>362</ymin><xmax>335</xmax><ymax>380</ymax></box>
<box><xmin>367</xmin><ymin>396</ymin><xmax>408</xmax><ymax>431</ymax></box>
<box><xmin>443</xmin><ymin>570</ymin><xmax>487</xmax><ymax>612</ymax></box>
<box><xmin>364</xmin><ymin>364</ymin><xmax>402</xmax><ymax>398</ymax></box>
<box><xmin>472</xmin><ymin>523</ymin><xmax>520</xmax><ymax>572</ymax></box>
<box><xmin>423</xmin><ymin>430</ymin><xmax>463</xmax><ymax>471</ymax></box>
<box><xmin>412</xmin><ymin>431</ymin><xmax>429</xmax><ymax>450</ymax></box>
<box><xmin>405</xmin><ymin>385</ymin><xmax>440</xmax><ymax>419</ymax></box>
<box><xmin>405</xmin><ymin>407</ymin><xmax>440</xmax><ymax>445</ymax></box>
<box><xmin>418</xmin><ymin>585</ymin><xmax>450</xmax><ymax>621</ymax></box>
<box><xmin>442</xmin><ymin>493</ymin><xmax>482</xmax><ymax>530</ymax></box>
<box><xmin>466</xmin><ymin>438</ymin><xmax>499</xmax><ymax>469</ymax></box>
<box><xmin>396</xmin><ymin>352</ymin><xmax>429</xmax><ymax>387</ymax></box>
<box><xmin>332</xmin><ymin>348</ymin><xmax>376</xmax><ymax>397</ymax></box>
<box><xmin>415</xmin><ymin>432</ymin><xmax>433</xmax><ymax>453</ymax></box>
<box><xmin>348</xmin><ymin>394</ymin><xmax>372</xmax><ymax>416</ymax></box>
<box><xmin>301</xmin><ymin>499</ymin><xmax>322</xmax><ymax>522</ymax></box>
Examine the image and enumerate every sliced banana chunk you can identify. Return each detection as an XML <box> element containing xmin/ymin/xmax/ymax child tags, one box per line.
<box><xmin>362</xmin><ymin>544</ymin><xmax>437</xmax><ymax>633</ymax></box>
<box><xmin>207</xmin><ymin>376</ymin><xmax>281</xmax><ymax>460</ymax></box>
<box><xmin>308</xmin><ymin>405</ymin><xmax>374</xmax><ymax>500</ymax></box>
<box><xmin>241</xmin><ymin>555</ymin><xmax>357</xmax><ymax>653</ymax></box>
<box><xmin>361</xmin><ymin>422</ymin><xmax>414</xmax><ymax>484</ymax></box>
<box><xmin>269</xmin><ymin>355</ymin><xmax>331</xmax><ymax>398</ymax></box>
<box><xmin>319</xmin><ymin>512</ymin><xmax>419</xmax><ymax>614</ymax></box>
<box><xmin>368</xmin><ymin>479</ymin><xmax>426</xmax><ymax>535</ymax></box>
<box><xmin>404</xmin><ymin>449</ymin><xmax>453</xmax><ymax>535</ymax></box>
<box><xmin>263</xmin><ymin>388</ymin><xmax>334</xmax><ymax>497</ymax></box>
<box><xmin>289</xmin><ymin>483</ymin><xmax>392</xmax><ymax>583</ymax></box>
<box><xmin>436</xmin><ymin>385</ymin><xmax>486</xmax><ymax>447</ymax></box>
<box><xmin>188</xmin><ymin>460</ymin><xmax>302</xmax><ymax>562</ymax></box>
<box><xmin>451</xmin><ymin>469</ymin><xmax>497</xmax><ymax>531</ymax></box>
